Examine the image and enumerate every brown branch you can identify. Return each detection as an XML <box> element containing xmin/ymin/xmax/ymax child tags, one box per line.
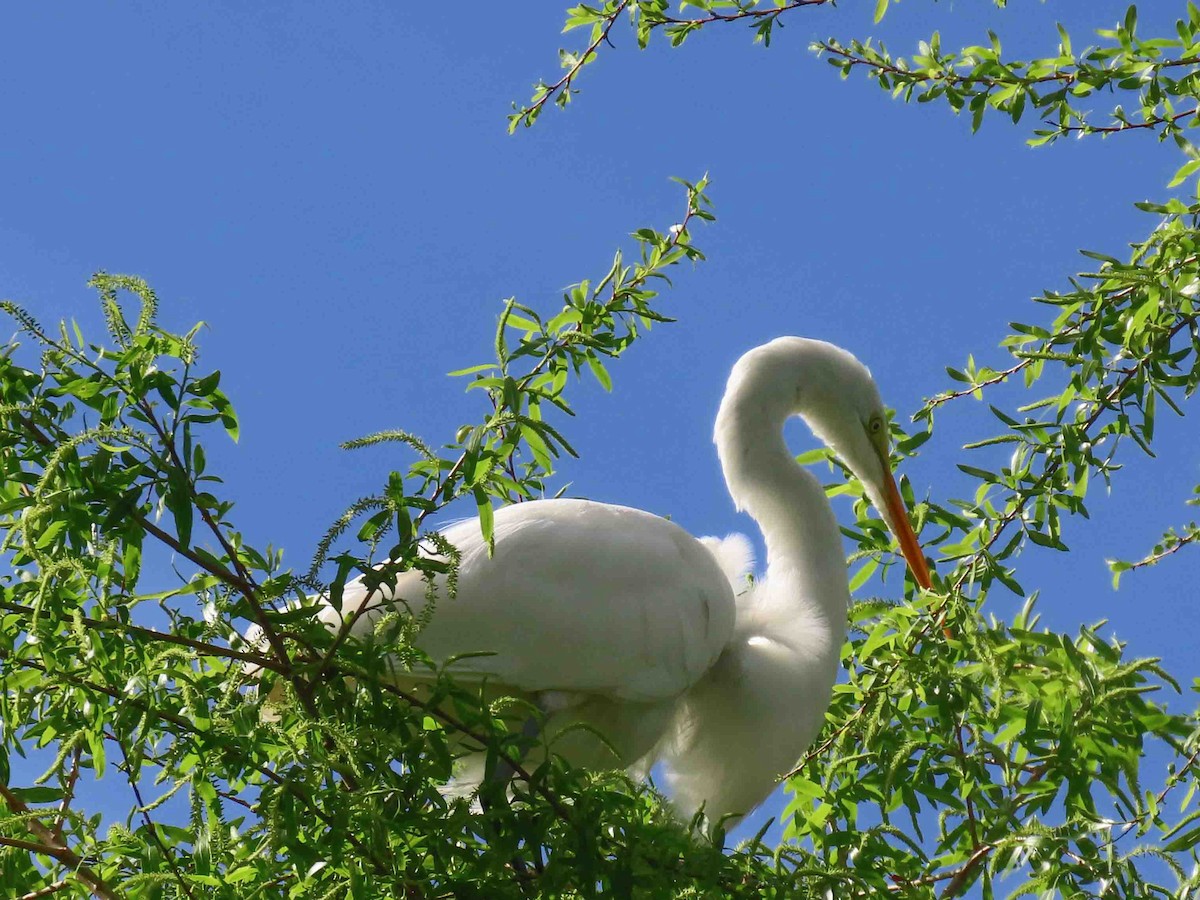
<box><xmin>0</xmin><ymin>598</ymin><xmax>284</xmax><ymax>673</ymax></box>
<box><xmin>1114</xmin><ymin>744</ymin><xmax>1200</xmax><ymax>843</ymax></box>
<box><xmin>1063</xmin><ymin>106</ymin><xmax>1199</xmax><ymax>135</ymax></box>
<box><xmin>520</xmin><ymin>0</ymin><xmax>835</xmax><ymax>127</ymax></box>
<box><xmin>13</xmin><ymin>412</ymin><xmax>54</xmax><ymax>447</ymax></box>
<box><xmin>133</xmin><ymin>512</ymin><xmax>259</xmax><ymax>599</ymax></box>
<box><xmin>1124</xmin><ymin>528</ymin><xmax>1198</xmax><ymax>573</ymax></box>
<box><xmin>927</xmin><ymin>360</ymin><xmax>1031</xmax><ymax>409</ymax></box>
<box><xmin>517</xmin><ymin>0</ymin><xmax>631</xmax><ymax>126</ymax></box>
<box><xmin>0</xmin><ymin>835</ymin><xmax>65</xmax><ymax>855</ymax></box>
<box><xmin>820</xmin><ymin>41</ymin><xmax>1200</xmax><ymax>91</ymax></box>
<box><xmin>953</xmin><ymin>723</ymin><xmax>981</xmax><ymax>851</ymax></box>
<box><xmin>0</xmin><ymin>783</ymin><xmax>121</xmax><ymax>900</ymax></box>
<box><xmin>17</xmin><ymin>879</ymin><xmax>71</xmax><ymax>900</ymax></box>
<box><xmin>113</xmin><ymin>735</ymin><xmax>197</xmax><ymax>900</ymax></box>
<box><xmin>652</xmin><ymin>0</ymin><xmax>830</xmax><ymax>26</ymax></box>
<box><xmin>50</xmin><ymin>747</ymin><xmax>81</xmax><ymax>844</ymax></box>
<box><xmin>940</xmin><ymin>842</ymin><xmax>994</xmax><ymax>899</ymax></box>
<box><xmin>819</xmin><ymin>42</ymin><xmax>1200</xmax><ymax>137</ymax></box>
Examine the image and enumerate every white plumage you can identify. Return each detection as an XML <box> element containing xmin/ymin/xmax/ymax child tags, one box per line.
<box><xmin>289</xmin><ymin>337</ymin><xmax>932</xmax><ymax>824</ymax></box>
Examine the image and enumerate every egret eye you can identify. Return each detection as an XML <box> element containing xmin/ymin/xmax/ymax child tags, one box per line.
<box><xmin>868</xmin><ymin>415</ymin><xmax>884</xmax><ymax>436</ymax></box>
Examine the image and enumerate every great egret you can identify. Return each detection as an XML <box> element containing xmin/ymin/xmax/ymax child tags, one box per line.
<box><xmin>290</xmin><ymin>337</ymin><xmax>932</xmax><ymax>823</ymax></box>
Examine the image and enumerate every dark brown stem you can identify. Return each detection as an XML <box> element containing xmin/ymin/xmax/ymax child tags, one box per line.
<box><xmin>113</xmin><ymin>736</ymin><xmax>197</xmax><ymax>900</ymax></box>
<box><xmin>50</xmin><ymin>747</ymin><xmax>81</xmax><ymax>844</ymax></box>
<box><xmin>1125</xmin><ymin>528</ymin><xmax>1198</xmax><ymax>573</ymax></box>
<box><xmin>518</xmin><ymin>1</ymin><xmax>631</xmax><ymax>126</ymax></box>
<box><xmin>17</xmin><ymin>879</ymin><xmax>71</xmax><ymax>900</ymax></box>
<box><xmin>654</xmin><ymin>0</ymin><xmax>829</xmax><ymax>26</ymax></box>
<box><xmin>133</xmin><ymin>512</ymin><xmax>258</xmax><ymax>598</ymax></box>
<box><xmin>939</xmin><ymin>843</ymin><xmax>994</xmax><ymax>899</ymax></box>
<box><xmin>953</xmin><ymin>723</ymin><xmax>981</xmax><ymax>851</ymax></box>
<box><xmin>927</xmin><ymin>360</ymin><xmax>1031</xmax><ymax>409</ymax></box>
<box><xmin>1063</xmin><ymin>107</ymin><xmax>1199</xmax><ymax>135</ymax></box>
<box><xmin>0</xmin><ymin>598</ymin><xmax>284</xmax><ymax>672</ymax></box>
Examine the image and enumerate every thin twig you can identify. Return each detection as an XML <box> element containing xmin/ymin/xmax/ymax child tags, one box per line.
<box><xmin>655</xmin><ymin>0</ymin><xmax>829</xmax><ymax>26</ymax></box>
<box><xmin>113</xmin><ymin>735</ymin><xmax>197</xmax><ymax>900</ymax></box>
<box><xmin>0</xmin><ymin>598</ymin><xmax>283</xmax><ymax>672</ymax></box>
<box><xmin>50</xmin><ymin>747</ymin><xmax>81</xmax><ymax>844</ymax></box>
<box><xmin>1124</xmin><ymin>528</ymin><xmax>1198</xmax><ymax>573</ymax></box>
<box><xmin>16</xmin><ymin>879</ymin><xmax>71</xmax><ymax>900</ymax></box>
<box><xmin>927</xmin><ymin>360</ymin><xmax>1031</xmax><ymax>409</ymax></box>
<box><xmin>517</xmin><ymin>1</ymin><xmax>631</xmax><ymax>126</ymax></box>
<box><xmin>940</xmin><ymin>843</ymin><xmax>994</xmax><ymax>899</ymax></box>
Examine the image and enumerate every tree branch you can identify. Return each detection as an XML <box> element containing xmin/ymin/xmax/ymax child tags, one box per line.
<box><xmin>0</xmin><ymin>783</ymin><xmax>121</xmax><ymax>900</ymax></box>
<box><xmin>0</xmin><ymin>598</ymin><xmax>284</xmax><ymax>672</ymax></box>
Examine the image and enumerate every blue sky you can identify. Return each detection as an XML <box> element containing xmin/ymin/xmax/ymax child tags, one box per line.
<box><xmin>2</xmin><ymin>0</ymin><xmax>1196</xmax><ymax>853</ymax></box>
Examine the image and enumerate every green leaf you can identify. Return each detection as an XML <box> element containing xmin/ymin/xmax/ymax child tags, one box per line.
<box><xmin>11</xmin><ymin>786</ymin><xmax>65</xmax><ymax>804</ymax></box>
<box><xmin>848</xmin><ymin>557</ymin><xmax>879</xmax><ymax>593</ymax></box>
<box><xmin>1168</xmin><ymin>158</ymin><xmax>1200</xmax><ymax>189</ymax></box>
<box><xmin>165</xmin><ymin>470</ymin><xmax>194</xmax><ymax>549</ymax></box>
<box><xmin>587</xmin><ymin>355</ymin><xmax>613</xmax><ymax>391</ymax></box>
<box><xmin>860</xmin><ymin>620</ymin><xmax>895</xmax><ymax>660</ymax></box>
<box><xmin>504</xmin><ymin>313</ymin><xmax>541</xmax><ymax>332</ymax></box>
<box><xmin>474</xmin><ymin>487</ymin><xmax>495</xmax><ymax>554</ymax></box>
<box><xmin>447</xmin><ymin>363</ymin><xmax>499</xmax><ymax>377</ymax></box>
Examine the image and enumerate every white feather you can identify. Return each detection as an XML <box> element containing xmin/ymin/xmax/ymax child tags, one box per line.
<box><xmin>263</xmin><ymin>338</ymin><xmax>924</xmax><ymax>824</ymax></box>
<box><xmin>698</xmin><ymin>533</ymin><xmax>755</xmax><ymax>593</ymax></box>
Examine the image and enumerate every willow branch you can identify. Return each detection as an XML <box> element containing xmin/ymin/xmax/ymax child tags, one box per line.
<box><xmin>0</xmin><ymin>783</ymin><xmax>121</xmax><ymax>900</ymax></box>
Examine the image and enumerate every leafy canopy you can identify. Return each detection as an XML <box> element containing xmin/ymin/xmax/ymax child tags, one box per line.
<box><xmin>3</xmin><ymin>2</ymin><xmax>1200</xmax><ymax>898</ymax></box>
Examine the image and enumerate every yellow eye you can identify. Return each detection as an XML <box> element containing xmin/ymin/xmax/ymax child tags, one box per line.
<box><xmin>868</xmin><ymin>415</ymin><xmax>884</xmax><ymax>435</ymax></box>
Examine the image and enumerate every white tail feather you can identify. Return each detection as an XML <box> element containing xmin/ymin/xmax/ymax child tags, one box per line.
<box><xmin>698</xmin><ymin>533</ymin><xmax>755</xmax><ymax>592</ymax></box>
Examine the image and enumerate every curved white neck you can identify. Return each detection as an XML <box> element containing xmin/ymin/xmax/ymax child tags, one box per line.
<box><xmin>715</xmin><ymin>401</ymin><xmax>851</xmax><ymax>640</ymax></box>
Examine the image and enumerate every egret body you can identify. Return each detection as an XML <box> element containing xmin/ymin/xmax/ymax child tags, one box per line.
<box><xmin>305</xmin><ymin>337</ymin><xmax>931</xmax><ymax>823</ymax></box>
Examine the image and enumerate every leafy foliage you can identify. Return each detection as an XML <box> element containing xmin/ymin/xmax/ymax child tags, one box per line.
<box><xmin>0</xmin><ymin>188</ymin><xmax>832</xmax><ymax>899</ymax></box>
<box><xmin>4</xmin><ymin>3</ymin><xmax>1200</xmax><ymax>899</ymax></box>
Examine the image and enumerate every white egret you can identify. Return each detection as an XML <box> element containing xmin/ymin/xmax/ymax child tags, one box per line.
<box><xmin>298</xmin><ymin>337</ymin><xmax>932</xmax><ymax>823</ymax></box>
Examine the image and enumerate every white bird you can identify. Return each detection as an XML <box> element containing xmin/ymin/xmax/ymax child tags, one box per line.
<box><xmin>294</xmin><ymin>337</ymin><xmax>932</xmax><ymax>823</ymax></box>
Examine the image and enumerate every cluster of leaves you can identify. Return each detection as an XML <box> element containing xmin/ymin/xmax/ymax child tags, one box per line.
<box><xmin>764</xmin><ymin>8</ymin><xmax>1200</xmax><ymax>900</ymax></box>
<box><xmin>817</xmin><ymin>5</ymin><xmax>1200</xmax><ymax>149</ymax></box>
<box><xmin>513</xmin><ymin>0</ymin><xmax>1053</xmax><ymax>131</ymax></box>
<box><xmin>0</xmin><ymin>184</ymin><xmax>833</xmax><ymax>899</ymax></box>
<box><xmin>769</xmin><ymin>236</ymin><xmax>1200</xmax><ymax>891</ymax></box>
<box><xmin>509</xmin><ymin>0</ymin><xmax>838</xmax><ymax>131</ymax></box>
<box><xmin>6</xmin><ymin>2</ymin><xmax>1200</xmax><ymax>899</ymax></box>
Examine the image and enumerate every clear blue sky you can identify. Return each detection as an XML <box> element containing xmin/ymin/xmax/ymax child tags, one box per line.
<box><xmin>2</xmin><ymin>0</ymin><xmax>1195</xmax><ymax>851</ymax></box>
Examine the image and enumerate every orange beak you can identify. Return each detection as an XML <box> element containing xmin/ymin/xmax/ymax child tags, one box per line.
<box><xmin>880</xmin><ymin>467</ymin><xmax>932</xmax><ymax>590</ymax></box>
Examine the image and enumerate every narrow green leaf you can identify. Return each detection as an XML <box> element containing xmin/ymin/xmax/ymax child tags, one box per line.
<box><xmin>474</xmin><ymin>487</ymin><xmax>495</xmax><ymax>554</ymax></box>
<box><xmin>587</xmin><ymin>355</ymin><xmax>612</xmax><ymax>391</ymax></box>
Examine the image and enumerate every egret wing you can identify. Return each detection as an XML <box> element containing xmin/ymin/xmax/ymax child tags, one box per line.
<box><xmin>324</xmin><ymin>498</ymin><xmax>737</xmax><ymax>703</ymax></box>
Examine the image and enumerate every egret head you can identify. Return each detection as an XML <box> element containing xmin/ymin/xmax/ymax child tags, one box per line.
<box><xmin>728</xmin><ymin>337</ymin><xmax>933</xmax><ymax>590</ymax></box>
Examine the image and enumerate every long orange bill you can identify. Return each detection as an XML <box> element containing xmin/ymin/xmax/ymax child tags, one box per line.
<box><xmin>880</xmin><ymin>468</ymin><xmax>932</xmax><ymax>590</ymax></box>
